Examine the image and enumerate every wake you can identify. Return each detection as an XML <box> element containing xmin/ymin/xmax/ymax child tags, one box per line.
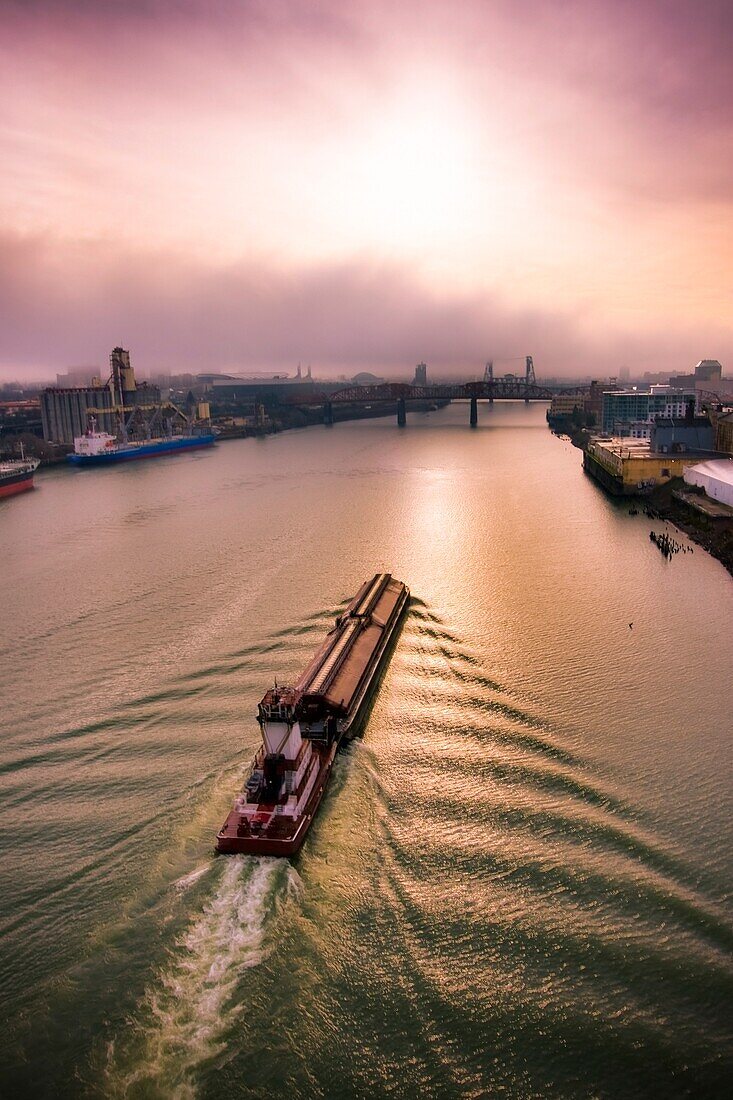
<box><xmin>107</xmin><ymin>856</ymin><xmax>301</xmax><ymax>1098</ymax></box>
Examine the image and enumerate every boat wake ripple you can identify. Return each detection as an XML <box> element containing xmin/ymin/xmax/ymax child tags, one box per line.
<box><xmin>107</xmin><ymin>856</ymin><xmax>301</xmax><ymax>1099</ymax></box>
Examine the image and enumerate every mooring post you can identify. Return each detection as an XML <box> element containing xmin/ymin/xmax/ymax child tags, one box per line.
<box><xmin>324</xmin><ymin>400</ymin><xmax>333</xmax><ymax>426</ymax></box>
<box><xmin>397</xmin><ymin>396</ymin><xmax>407</xmax><ymax>427</ymax></box>
<box><xmin>470</xmin><ymin>395</ymin><xmax>478</xmax><ymax>427</ymax></box>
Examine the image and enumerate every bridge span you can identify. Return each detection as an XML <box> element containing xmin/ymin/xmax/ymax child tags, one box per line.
<box><xmin>285</xmin><ymin>378</ymin><xmax>567</xmax><ymax>426</ymax></box>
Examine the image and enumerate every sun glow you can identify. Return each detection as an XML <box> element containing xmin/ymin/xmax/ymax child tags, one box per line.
<box><xmin>324</xmin><ymin>83</ymin><xmax>482</xmax><ymax>256</ymax></box>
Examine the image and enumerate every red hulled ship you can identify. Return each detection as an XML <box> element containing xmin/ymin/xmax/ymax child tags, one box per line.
<box><xmin>216</xmin><ymin>573</ymin><xmax>409</xmax><ymax>856</ymax></box>
<box><xmin>0</xmin><ymin>453</ymin><xmax>39</xmax><ymax>499</ymax></box>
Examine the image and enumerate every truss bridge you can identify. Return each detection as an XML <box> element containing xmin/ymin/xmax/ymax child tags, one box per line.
<box><xmin>285</xmin><ymin>357</ymin><xmax>568</xmax><ymax>425</ymax></box>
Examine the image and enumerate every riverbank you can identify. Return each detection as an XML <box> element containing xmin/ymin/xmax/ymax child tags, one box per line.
<box><xmin>554</xmin><ymin>427</ymin><xmax>733</xmax><ymax>577</ymax></box>
<box><xmin>2</xmin><ymin>401</ymin><xmax>448</xmax><ymax>462</ymax></box>
<box><xmin>645</xmin><ymin>478</ymin><xmax>733</xmax><ymax>578</ymax></box>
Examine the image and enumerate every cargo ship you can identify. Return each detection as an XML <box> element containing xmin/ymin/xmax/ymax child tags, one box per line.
<box><xmin>217</xmin><ymin>573</ymin><xmax>409</xmax><ymax>856</ymax></box>
<box><xmin>0</xmin><ymin>450</ymin><xmax>40</xmax><ymax>499</ymax></box>
<box><xmin>67</xmin><ymin>419</ymin><xmax>216</xmax><ymax>466</ymax></box>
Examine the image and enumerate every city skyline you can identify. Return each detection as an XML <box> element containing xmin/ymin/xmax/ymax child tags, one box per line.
<box><xmin>1</xmin><ymin>0</ymin><xmax>731</xmax><ymax>379</ymax></box>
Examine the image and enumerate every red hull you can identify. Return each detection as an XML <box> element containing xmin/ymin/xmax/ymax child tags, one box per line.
<box><xmin>0</xmin><ymin>476</ymin><xmax>34</xmax><ymax>499</ymax></box>
<box><xmin>216</xmin><ymin>745</ymin><xmax>337</xmax><ymax>855</ymax></box>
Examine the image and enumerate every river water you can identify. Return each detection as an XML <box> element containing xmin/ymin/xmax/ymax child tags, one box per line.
<box><xmin>0</xmin><ymin>402</ymin><xmax>731</xmax><ymax>1098</ymax></box>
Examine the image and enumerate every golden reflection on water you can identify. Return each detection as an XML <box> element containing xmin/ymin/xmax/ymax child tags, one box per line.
<box><xmin>0</xmin><ymin>403</ymin><xmax>731</xmax><ymax>1097</ymax></box>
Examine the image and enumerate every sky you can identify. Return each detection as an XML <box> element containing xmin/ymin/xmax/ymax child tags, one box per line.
<box><xmin>1</xmin><ymin>0</ymin><xmax>731</xmax><ymax>380</ymax></box>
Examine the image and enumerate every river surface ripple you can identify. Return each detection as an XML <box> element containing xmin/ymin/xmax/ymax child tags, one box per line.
<box><xmin>0</xmin><ymin>403</ymin><xmax>731</xmax><ymax>1098</ymax></box>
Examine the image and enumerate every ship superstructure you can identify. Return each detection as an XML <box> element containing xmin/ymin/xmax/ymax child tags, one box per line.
<box><xmin>217</xmin><ymin>573</ymin><xmax>409</xmax><ymax>856</ymax></box>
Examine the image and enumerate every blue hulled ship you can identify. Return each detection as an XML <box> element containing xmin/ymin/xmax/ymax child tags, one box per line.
<box><xmin>67</xmin><ymin>421</ymin><xmax>216</xmax><ymax>466</ymax></box>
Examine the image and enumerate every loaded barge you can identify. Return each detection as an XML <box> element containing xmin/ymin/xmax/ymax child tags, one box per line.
<box><xmin>217</xmin><ymin>572</ymin><xmax>409</xmax><ymax>856</ymax></box>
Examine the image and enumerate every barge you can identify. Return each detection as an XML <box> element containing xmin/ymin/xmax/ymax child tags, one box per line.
<box><xmin>216</xmin><ymin>573</ymin><xmax>409</xmax><ymax>856</ymax></box>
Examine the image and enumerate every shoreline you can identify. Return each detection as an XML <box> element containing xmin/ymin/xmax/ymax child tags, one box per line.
<box><xmin>557</xmin><ymin>428</ymin><xmax>733</xmax><ymax>579</ymax></box>
<box><xmin>4</xmin><ymin>399</ymin><xmax>446</xmax><ymax>467</ymax></box>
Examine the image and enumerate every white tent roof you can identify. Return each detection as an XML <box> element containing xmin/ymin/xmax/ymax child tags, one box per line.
<box><xmin>686</xmin><ymin>458</ymin><xmax>733</xmax><ymax>485</ymax></box>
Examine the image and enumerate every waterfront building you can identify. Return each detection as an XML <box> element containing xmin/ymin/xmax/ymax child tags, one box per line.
<box><xmin>683</xmin><ymin>459</ymin><xmax>733</xmax><ymax>508</ymax></box>
<box><xmin>584</xmin><ymin>437</ymin><xmax>706</xmax><ymax>495</ymax></box>
<box><xmin>601</xmin><ymin>387</ymin><xmax>696</xmax><ymax>436</ymax></box>
<box><xmin>650</xmin><ymin>416</ymin><xmax>715</xmax><ymax>453</ymax></box>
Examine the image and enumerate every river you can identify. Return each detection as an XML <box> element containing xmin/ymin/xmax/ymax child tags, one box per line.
<box><xmin>0</xmin><ymin>402</ymin><xmax>731</xmax><ymax>1098</ymax></box>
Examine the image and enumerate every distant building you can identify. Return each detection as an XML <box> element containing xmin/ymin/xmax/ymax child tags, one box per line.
<box><xmin>695</xmin><ymin>359</ymin><xmax>723</xmax><ymax>382</ymax></box>
<box><xmin>211</xmin><ymin>378</ymin><xmax>323</xmax><ymax>407</ymax></box>
<box><xmin>585</xmin><ymin>380</ymin><xmax>618</xmax><ymax>425</ymax></box>
<box><xmin>351</xmin><ymin>372</ymin><xmax>385</xmax><ymax>387</ymax></box>
<box><xmin>196</xmin><ymin>373</ymin><xmax>238</xmax><ymax>384</ymax></box>
<box><xmin>55</xmin><ymin>367</ymin><xmax>98</xmax><ymax>388</ymax></box>
<box><xmin>601</xmin><ymin>388</ymin><xmax>696</xmax><ymax>436</ymax></box>
<box><xmin>413</xmin><ymin>362</ymin><xmax>428</xmax><ymax>386</ymax></box>
<box><xmin>669</xmin><ymin>358</ymin><xmax>723</xmax><ymax>389</ymax></box>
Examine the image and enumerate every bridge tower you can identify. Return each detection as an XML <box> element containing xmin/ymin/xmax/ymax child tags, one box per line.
<box><xmin>525</xmin><ymin>356</ymin><xmax>535</xmax><ymax>402</ymax></box>
<box><xmin>483</xmin><ymin>361</ymin><xmax>494</xmax><ymax>404</ymax></box>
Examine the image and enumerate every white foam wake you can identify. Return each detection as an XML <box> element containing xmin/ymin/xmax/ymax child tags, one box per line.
<box><xmin>109</xmin><ymin>856</ymin><xmax>301</xmax><ymax>1098</ymax></box>
<box><xmin>172</xmin><ymin>862</ymin><xmax>213</xmax><ymax>893</ymax></box>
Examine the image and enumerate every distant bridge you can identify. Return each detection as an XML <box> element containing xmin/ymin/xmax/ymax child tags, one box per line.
<box><xmin>286</xmin><ymin>376</ymin><xmax>578</xmax><ymax>427</ymax></box>
<box><xmin>298</xmin><ymin>379</ymin><xmax>557</xmax><ymax>404</ymax></box>
<box><xmin>280</xmin><ymin>357</ymin><xmax>582</xmax><ymax>425</ymax></box>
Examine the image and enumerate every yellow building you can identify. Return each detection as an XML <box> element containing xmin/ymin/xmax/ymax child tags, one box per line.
<box><xmin>714</xmin><ymin>411</ymin><xmax>733</xmax><ymax>454</ymax></box>
<box><xmin>584</xmin><ymin>438</ymin><xmax>701</xmax><ymax>495</ymax></box>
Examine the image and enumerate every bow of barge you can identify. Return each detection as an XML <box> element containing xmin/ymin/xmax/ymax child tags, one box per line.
<box><xmin>216</xmin><ymin>573</ymin><xmax>409</xmax><ymax>856</ymax></box>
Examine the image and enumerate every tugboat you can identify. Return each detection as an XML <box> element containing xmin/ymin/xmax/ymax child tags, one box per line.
<box><xmin>216</xmin><ymin>573</ymin><xmax>409</xmax><ymax>856</ymax></box>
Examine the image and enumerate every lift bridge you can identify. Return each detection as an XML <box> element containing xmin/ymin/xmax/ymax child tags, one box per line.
<box><xmin>288</xmin><ymin>356</ymin><xmax>564</xmax><ymax>426</ymax></box>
